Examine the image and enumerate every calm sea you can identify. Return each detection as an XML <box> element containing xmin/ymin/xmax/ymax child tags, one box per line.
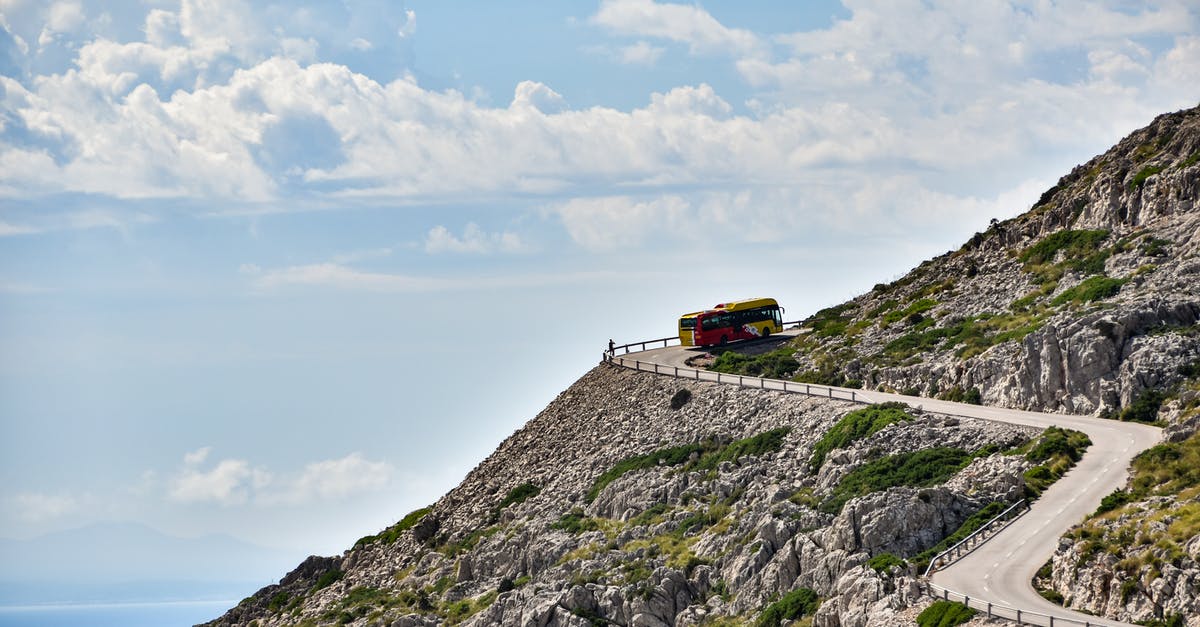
<box><xmin>0</xmin><ymin>600</ymin><xmax>233</xmax><ymax>627</ymax></box>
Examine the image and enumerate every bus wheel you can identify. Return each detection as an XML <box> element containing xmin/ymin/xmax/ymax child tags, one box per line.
<box><xmin>719</xmin><ymin>335</ymin><xmax>728</xmax><ymax>346</ymax></box>
<box><xmin>762</xmin><ymin>327</ymin><xmax>770</xmax><ymax>338</ymax></box>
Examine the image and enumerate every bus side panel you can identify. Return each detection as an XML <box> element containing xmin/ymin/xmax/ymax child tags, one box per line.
<box><xmin>679</xmin><ymin>330</ymin><xmax>695</xmax><ymax>346</ymax></box>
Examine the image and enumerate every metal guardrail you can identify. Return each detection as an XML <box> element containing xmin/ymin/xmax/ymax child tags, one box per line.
<box><xmin>601</xmin><ymin>354</ymin><xmax>862</xmax><ymax>403</ymax></box>
<box><xmin>922</xmin><ymin>581</ymin><xmax>1114</xmax><ymax>626</ymax></box>
<box><xmin>923</xmin><ymin>499</ymin><xmax>1030</xmax><ymax>576</ymax></box>
<box><xmin>602</xmin><ymin>334</ymin><xmax>1116</xmax><ymax>627</ymax></box>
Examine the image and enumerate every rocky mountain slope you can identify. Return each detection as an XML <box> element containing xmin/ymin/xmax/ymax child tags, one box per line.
<box><xmin>780</xmin><ymin>106</ymin><xmax>1200</xmax><ymax>417</ymax></box>
<box><xmin>206</xmin><ymin>106</ymin><xmax>1200</xmax><ymax>627</ymax></box>
<box><xmin>720</xmin><ymin>104</ymin><xmax>1200</xmax><ymax>625</ymax></box>
<box><xmin>209</xmin><ymin>366</ymin><xmax>1047</xmax><ymax>627</ymax></box>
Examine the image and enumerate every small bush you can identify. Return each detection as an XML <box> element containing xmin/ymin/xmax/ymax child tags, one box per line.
<box><xmin>313</xmin><ymin>568</ymin><xmax>344</xmax><ymax>592</ymax></box>
<box><xmin>587</xmin><ymin>428</ymin><xmax>789</xmax><ymax>502</ymax></box>
<box><xmin>938</xmin><ymin>386</ymin><xmax>982</xmax><ymax>405</ymax></box>
<box><xmin>267</xmin><ymin>591</ymin><xmax>289</xmax><ymax>612</ymax></box>
<box><xmin>669</xmin><ymin>389</ymin><xmax>692</xmax><ymax>410</ymax></box>
<box><xmin>1039</xmin><ymin>589</ymin><xmax>1065</xmax><ymax>605</ymax></box>
<box><xmin>756</xmin><ymin>588</ymin><xmax>819</xmax><ymax>627</ymax></box>
<box><xmin>867</xmin><ymin>553</ymin><xmax>906</xmax><ymax>574</ymax></box>
<box><xmin>354</xmin><ymin>506</ymin><xmax>432</xmax><ymax>548</ymax></box>
<box><xmin>1095</xmin><ymin>489</ymin><xmax>1132</xmax><ymax>515</ymax></box>
<box><xmin>1052</xmin><ymin>276</ymin><xmax>1126</xmax><ymax>306</ymax></box>
<box><xmin>809</xmin><ymin>403</ymin><xmax>912</xmax><ymax>471</ymax></box>
<box><xmin>1115</xmin><ymin>388</ymin><xmax>1168</xmax><ymax>423</ymax></box>
<box><xmin>1129</xmin><ymin>164</ymin><xmax>1166</xmax><ymax>190</ymax></box>
<box><xmin>821</xmin><ymin>447</ymin><xmax>973</xmax><ymax>514</ymax></box>
<box><xmin>499</xmin><ymin>483</ymin><xmax>540</xmax><ymax>509</ymax></box>
<box><xmin>1020</xmin><ymin>230</ymin><xmax>1109</xmax><ymax>265</ymax></box>
<box><xmin>711</xmin><ymin>347</ymin><xmax>799</xmax><ymax>379</ymax></box>
<box><xmin>916</xmin><ymin>600</ymin><xmax>976</xmax><ymax>627</ymax></box>
<box><xmin>551</xmin><ymin>509</ymin><xmax>600</xmax><ymax>534</ymax></box>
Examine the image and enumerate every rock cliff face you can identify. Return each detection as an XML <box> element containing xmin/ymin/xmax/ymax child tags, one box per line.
<box><xmin>207</xmin><ymin>366</ymin><xmax>1035</xmax><ymax>626</ymax></box>
<box><xmin>786</xmin><ymin>106</ymin><xmax>1200</xmax><ymax>417</ymax></box>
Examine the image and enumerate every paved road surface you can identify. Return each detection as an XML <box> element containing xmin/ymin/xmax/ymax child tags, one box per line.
<box><xmin>621</xmin><ymin>338</ymin><xmax>1162</xmax><ymax>627</ymax></box>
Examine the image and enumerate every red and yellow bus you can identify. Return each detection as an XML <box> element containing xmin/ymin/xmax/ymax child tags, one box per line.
<box><xmin>678</xmin><ymin>298</ymin><xmax>784</xmax><ymax>347</ymax></box>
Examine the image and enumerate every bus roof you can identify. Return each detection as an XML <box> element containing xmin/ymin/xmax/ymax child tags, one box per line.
<box><xmin>678</xmin><ymin>311</ymin><xmax>704</xmax><ymax>319</ymax></box>
<box><xmin>712</xmin><ymin>298</ymin><xmax>778</xmax><ymax>312</ymax></box>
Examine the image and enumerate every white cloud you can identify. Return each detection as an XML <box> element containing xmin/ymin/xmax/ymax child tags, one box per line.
<box><xmin>169</xmin><ymin>455</ymin><xmax>270</xmax><ymax>506</ymax></box>
<box><xmin>165</xmin><ymin>449</ymin><xmax>393</xmax><ymax>506</ymax></box>
<box><xmin>590</xmin><ymin>0</ymin><xmax>764</xmax><ymax>58</ymax></box>
<box><xmin>11</xmin><ymin>492</ymin><xmax>79</xmax><ymax>522</ymax></box>
<box><xmin>550</xmin><ymin>194</ymin><xmax>689</xmax><ymax>251</ymax></box>
<box><xmin>424</xmin><ymin>223</ymin><xmax>523</xmax><ymax>254</ymax></box>
<box><xmin>183</xmin><ymin>446</ymin><xmax>211</xmax><ymax>466</ymax></box>
<box><xmin>618</xmin><ymin>41</ymin><xmax>664</xmax><ymax>65</ymax></box>
<box><xmin>280</xmin><ymin>453</ymin><xmax>392</xmax><ymax>503</ymax></box>
<box><xmin>0</xmin><ymin>220</ymin><xmax>39</xmax><ymax>236</ymax></box>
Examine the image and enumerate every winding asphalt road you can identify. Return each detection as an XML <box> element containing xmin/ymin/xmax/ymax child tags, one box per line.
<box><xmin>618</xmin><ymin>336</ymin><xmax>1162</xmax><ymax>627</ymax></box>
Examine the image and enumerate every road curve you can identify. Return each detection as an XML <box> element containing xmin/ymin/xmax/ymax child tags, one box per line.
<box><xmin>621</xmin><ymin>339</ymin><xmax>1162</xmax><ymax>627</ymax></box>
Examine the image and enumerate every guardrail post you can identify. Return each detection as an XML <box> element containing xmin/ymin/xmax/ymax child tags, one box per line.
<box><xmin>828</xmin><ymin>387</ymin><xmax>832</xmax><ymax>398</ymax></box>
<box><xmin>986</xmin><ymin>603</ymin><xmax>991</xmax><ymax>617</ymax></box>
<box><xmin>738</xmin><ymin>375</ymin><xmax>743</xmax><ymax>387</ymax></box>
<box><xmin>1015</xmin><ymin>609</ymin><xmax>1021</xmax><ymax>624</ymax></box>
<box><xmin>673</xmin><ymin>366</ymin><xmax>678</xmax><ymax>377</ymax></box>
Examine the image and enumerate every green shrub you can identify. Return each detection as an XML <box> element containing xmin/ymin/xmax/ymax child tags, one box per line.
<box><xmin>821</xmin><ymin>447</ymin><xmax>973</xmax><ymax>514</ymax></box>
<box><xmin>1039</xmin><ymin>589</ymin><xmax>1065</xmax><ymax>605</ymax></box>
<box><xmin>1019</xmin><ymin>230</ymin><xmax>1110</xmax><ymax>265</ymax></box>
<box><xmin>805</xmin><ymin>303</ymin><xmax>858</xmax><ymax>338</ymax></box>
<box><xmin>669</xmin><ymin>389</ymin><xmax>692</xmax><ymax>410</ymax></box>
<box><xmin>1115</xmin><ymin>388</ymin><xmax>1168</xmax><ymax>423</ymax></box>
<box><xmin>1094</xmin><ymin>489</ymin><xmax>1132</xmax><ymax>515</ymax></box>
<box><xmin>1027</xmin><ymin>426</ymin><xmax>1089</xmax><ymax>463</ymax></box>
<box><xmin>809</xmin><ymin>403</ymin><xmax>912</xmax><ymax>471</ymax></box>
<box><xmin>691</xmin><ymin>428</ymin><xmax>790</xmax><ymax>471</ymax></box>
<box><xmin>711</xmin><ymin>347</ymin><xmax>799</xmax><ymax>379</ymax></box>
<box><xmin>917</xmin><ymin>600</ymin><xmax>976</xmax><ymax>627</ymax></box>
<box><xmin>312</xmin><ymin>568</ymin><xmax>344</xmax><ymax>592</ymax></box>
<box><xmin>1129</xmin><ymin>164</ymin><xmax>1166</xmax><ymax>190</ymax></box>
<box><xmin>867</xmin><ymin>553</ymin><xmax>906</xmax><ymax>573</ymax></box>
<box><xmin>1022</xmin><ymin>427</ymin><xmax>1091</xmax><ymax>498</ymax></box>
<box><xmin>756</xmin><ymin>587</ymin><xmax>819</xmax><ymax>627</ymax></box>
<box><xmin>499</xmin><ymin>483</ymin><xmax>540</xmax><ymax>509</ymax></box>
<box><xmin>1052</xmin><ymin>276</ymin><xmax>1126</xmax><ymax>306</ymax></box>
<box><xmin>552</xmin><ymin>509</ymin><xmax>601</xmax><ymax>533</ymax></box>
<box><xmin>938</xmin><ymin>386</ymin><xmax>982</xmax><ymax>405</ymax></box>
<box><xmin>629</xmin><ymin>503</ymin><xmax>671</xmax><ymax>526</ymax></box>
<box><xmin>587</xmin><ymin>428</ymin><xmax>790</xmax><ymax>502</ymax></box>
<box><xmin>355</xmin><ymin>506</ymin><xmax>432</xmax><ymax>548</ymax></box>
<box><xmin>1137</xmin><ymin>614</ymin><xmax>1187</xmax><ymax>627</ymax></box>
<box><xmin>267</xmin><ymin>591</ymin><xmax>289</xmax><ymax>612</ymax></box>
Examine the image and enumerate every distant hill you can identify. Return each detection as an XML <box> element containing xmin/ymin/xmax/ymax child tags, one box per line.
<box><xmin>0</xmin><ymin>522</ymin><xmax>302</xmax><ymax>604</ymax></box>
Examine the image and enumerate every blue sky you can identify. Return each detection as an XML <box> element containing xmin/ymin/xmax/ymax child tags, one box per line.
<box><xmin>1</xmin><ymin>0</ymin><xmax>1198</xmax><ymax>578</ymax></box>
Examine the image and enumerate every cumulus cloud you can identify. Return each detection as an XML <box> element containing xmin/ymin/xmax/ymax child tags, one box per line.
<box><xmin>10</xmin><ymin>492</ymin><xmax>79</xmax><ymax>522</ymax></box>
<box><xmin>274</xmin><ymin>453</ymin><xmax>392</xmax><ymax>504</ymax></box>
<box><xmin>0</xmin><ymin>0</ymin><xmax>1196</xmax><ymax>245</ymax></box>
<box><xmin>424</xmin><ymin>223</ymin><xmax>524</xmax><ymax>254</ymax></box>
<box><xmin>166</xmin><ymin>448</ymin><xmax>393</xmax><ymax>506</ymax></box>
<box><xmin>590</xmin><ymin>0</ymin><xmax>765</xmax><ymax>58</ymax></box>
<box><xmin>169</xmin><ymin>448</ymin><xmax>270</xmax><ymax>506</ymax></box>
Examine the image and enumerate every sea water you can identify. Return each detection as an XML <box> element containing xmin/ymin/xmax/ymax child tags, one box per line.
<box><xmin>0</xmin><ymin>599</ymin><xmax>234</xmax><ymax>627</ymax></box>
